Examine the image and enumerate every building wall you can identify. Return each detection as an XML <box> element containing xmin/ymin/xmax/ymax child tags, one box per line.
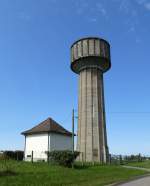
<box><xmin>25</xmin><ymin>133</ymin><xmax>48</xmax><ymax>161</ymax></box>
<box><xmin>24</xmin><ymin>133</ymin><xmax>72</xmax><ymax>162</ymax></box>
<box><xmin>50</xmin><ymin>133</ymin><xmax>72</xmax><ymax>151</ymax></box>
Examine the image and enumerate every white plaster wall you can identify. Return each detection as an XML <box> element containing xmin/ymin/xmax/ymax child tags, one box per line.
<box><xmin>25</xmin><ymin>133</ymin><xmax>48</xmax><ymax>161</ymax></box>
<box><xmin>50</xmin><ymin>133</ymin><xmax>72</xmax><ymax>151</ymax></box>
<box><xmin>24</xmin><ymin>133</ymin><xmax>72</xmax><ymax>162</ymax></box>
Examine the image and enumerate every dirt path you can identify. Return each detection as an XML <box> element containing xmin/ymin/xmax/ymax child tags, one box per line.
<box><xmin>118</xmin><ymin>176</ymin><xmax>150</xmax><ymax>186</ymax></box>
<box><xmin>115</xmin><ymin>166</ymin><xmax>150</xmax><ymax>186</ymax></box>
<box><xmin>122</xmin><ymin>165</ymin><xmax>150</xmax><ymax>172</ymax></box>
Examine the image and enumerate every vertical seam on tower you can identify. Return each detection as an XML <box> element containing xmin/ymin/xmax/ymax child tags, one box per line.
<box><xmin>97</xmin><ymin>69</ymin><xmax>100</xmax><ymax>162</ymax></box>
<box><xmin>91</xmin><ymin>68</ymin><xmax>94</xmax><ymax>162</ymax></box>
<box><xmin>99</xmin><ymin>40</ymin><xmax>101</xmax><ymax>55</ymax></box>
<box><xmin>81</xmin><ymin>40</ymin><xmax>83</xmax><ymax>57</ymax></box>
<box><xmin>76</xmin><ymin>43</ymin><xmax>78</xmax><ymax>58</ymax></box>
<box><xmin>101</xmin><ymin>75</ymin><xmax>108</xmax><ymax>162</ymax></box>
<box><xmin>100</xmin><ymin>73</ymin><xmax>105</xmax><ymax>162</ymax></box>
<box><xmin>93</xmin><ymin>39</ymin><xmax>95</xmax><ymax>56</ymax></box>
<box><xmin>98</xmin><ymin>69</ymin><xmax>103</xmax><ymax>162</ymax></box>
<box><xmin>87</xmin><ymin>39</ymin><xmax>89</xmax><ymax>56</ymax></box>
<box><xmin>102</xmin><ymin>75</ymin><xmax>107</xmax><ymax>144</ymax></box>
<box><xmin>80</xmin><ymin>72</ymin><xmax>82</xmax><ymax>159</ymax></box>
<box><xmin>85</xmin><ymin>69</ymin><xmax>87</xmax><ymax>161</ymax></box>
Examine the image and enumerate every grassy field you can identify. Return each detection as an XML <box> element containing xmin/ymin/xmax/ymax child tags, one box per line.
<box><xmin>0</xmin><ymin>161</ymin><xmax>148</xmax><ymax>186</ymax></box>
<box><xmin>127</xmin><ymin>160</ymin><xmax>150</xmax><ymax>169</ymax></box>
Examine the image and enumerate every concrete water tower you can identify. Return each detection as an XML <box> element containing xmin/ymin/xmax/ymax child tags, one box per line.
<box><xmin>70</xmin><ymin>37</ymin><xmax>111</xmax><ymax>163</ymax></box>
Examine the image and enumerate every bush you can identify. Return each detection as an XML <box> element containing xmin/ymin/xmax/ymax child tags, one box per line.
<box><xmin>3</xmin><ymin>151</ymin><xmax>24</xmax><ymax>161</ymax></box>
<box><xmin>0</xmin><ymin>154</ymin><xmax>9</xmax><ymax>161</ymax></box>
<box><xmin>47</xmin><ymin>150</ymin><xmax>79</xmax><ymax>167</ymax></box>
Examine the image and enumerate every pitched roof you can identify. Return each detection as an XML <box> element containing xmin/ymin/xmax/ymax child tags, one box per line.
<box><xmin>21</xmin><ymin>117</ymin><xmax>73</xmax><ymax>136</ymax></box>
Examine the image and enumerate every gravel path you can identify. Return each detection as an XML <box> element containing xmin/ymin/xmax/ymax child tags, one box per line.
<box><xmin>116</xmin><ymin>166</ymin><xmax>150</xmax><ymax>186</ymax></box>
<box><xmin>118</xmin><ymin>176</ymin><xmax>150</xmax><ymax>186</ymax></box>
<box><xmin>122</xmin><ymin>165</ymin><xmax>150</xmax><ymax>172</ymax></box>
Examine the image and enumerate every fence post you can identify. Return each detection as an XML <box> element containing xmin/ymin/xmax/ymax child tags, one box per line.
<box><xmin>109</xmin><ymin>154</ymin><xmax>111</xmax><ymax>165</ymax></box>
<box><xmin>47</xmin><ymin>151</ymin><xmax>49</xmax><ymax>164</ymax></box>
<box><xmin>17</xmin><ymin>151</ymin><xmax>18</xmax><ymax>161</ymax></box>
<box><xmin>31</xmin><ymin>151</ymin><xmax>33</xmax><ymax>163</ymax></box>
<box><xmin>119</xmin><ymin>155</ymin><xmax>123</xmax><ymax>165</ymax></box>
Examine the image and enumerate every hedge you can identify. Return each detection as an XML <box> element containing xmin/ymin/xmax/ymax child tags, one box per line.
<box><xmin>47</xmin><ymin>150</ymin><xmax>79</xmax><ymax>167</ymax></box>
<box><xmin>3</xmin><ymin>151</ymin><xmax>24</xmax><ymax>161</ymax></box>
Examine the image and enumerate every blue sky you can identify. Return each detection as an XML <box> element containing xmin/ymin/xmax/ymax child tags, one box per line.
<box><xmin>0</xmin><ymin>0</ymin><xmax>150</xmax><ymax>155</ymax></box>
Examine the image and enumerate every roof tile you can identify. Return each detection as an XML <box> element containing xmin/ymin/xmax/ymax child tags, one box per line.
<box><xmin>21</xmin><ymin>117</ymin><xmax>73</xmax><ymax>136</ymax></box>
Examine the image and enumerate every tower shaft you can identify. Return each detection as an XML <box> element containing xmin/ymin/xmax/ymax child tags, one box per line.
<box><xmin>77</xmin><ymin>68</ymin><xmax>108</xmax><ymax>162</ymax></box>
<box><xmin>70</xmin><ymin>37</ymin><xmax>111</xmax><ymax>163</ymax></box>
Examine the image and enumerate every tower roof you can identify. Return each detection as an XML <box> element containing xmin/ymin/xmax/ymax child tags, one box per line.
<box><xmin>21</xmin><ymin>117</ymin><xmax>73</xmax><ymax>136</ymax></box>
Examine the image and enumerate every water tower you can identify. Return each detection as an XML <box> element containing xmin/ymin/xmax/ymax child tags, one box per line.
<box><xmin>70</xmin><ymin>37</ymin><xmax>111</xmax><ymax>163</ymax></box>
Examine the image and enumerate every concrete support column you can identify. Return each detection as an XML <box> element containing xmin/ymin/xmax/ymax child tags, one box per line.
<box><xmin>77</xmin><ymin>67</ymin><xmax>108</xmax><ymax>162</ymax></box>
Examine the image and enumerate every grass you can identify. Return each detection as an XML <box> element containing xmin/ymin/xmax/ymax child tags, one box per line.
<box><xmin>127</xmin><ymin>160</ymin><xmax>150</xmax><ymax>169</ymax></box>
<box><xmin>0</xmin><ymin>160</ymin><xmax>148</xmax><ymax>186</ymax></box>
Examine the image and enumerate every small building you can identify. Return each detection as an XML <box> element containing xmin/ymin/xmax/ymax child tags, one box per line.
<box><xmin>21</xmin><ymin>117</ymin><xmax>73</xmax><ymax>162</ymax></box>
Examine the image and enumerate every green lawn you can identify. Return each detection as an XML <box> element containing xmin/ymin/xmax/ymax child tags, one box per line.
<box><xmin>0</xmin><ymin>161</ymin><xmax>148</xmax><ymax>186</ymax></box>
<box><xmin>127</xmin><ymin>160</ymin><xmax>150</xmax><ymax>169</ymax></box>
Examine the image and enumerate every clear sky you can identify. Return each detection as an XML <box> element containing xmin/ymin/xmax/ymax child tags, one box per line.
<box><xmin>0</xmin><ymin>0</ymin><xmax>150</xmax><ymax>155</ymax></box>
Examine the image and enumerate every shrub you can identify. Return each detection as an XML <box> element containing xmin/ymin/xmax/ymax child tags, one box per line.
<box><xmin>0</xmin><ymin>154</ymin><xmax>9</xmax><ymax>161</ymax></box>
<box><xmin>47</xmin><ymin>150</ymin><xmax>79</xmax><ymax>167</ymax></box>
<box><xmin>3</xmin><ymin>151</ymin><xmax>24</xmax><ymax>161</ymax></box>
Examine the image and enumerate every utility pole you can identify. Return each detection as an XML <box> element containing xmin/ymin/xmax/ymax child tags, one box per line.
<box><xmin>72</xmin><ymin>108</ymin><xmax>75</xmax><ymax>168</ymax></box>
<box><xmin>72</xmin><ymin>108</ymin><xmax>74</xmax><ymax>154</ymax></box>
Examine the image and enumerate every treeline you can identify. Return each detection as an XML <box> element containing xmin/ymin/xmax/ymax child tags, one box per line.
<box><xmin>123</xmin><ymin>154</ymin><xmax>149</xmax><ymax>162</ymax></box>
<box><xmin>110</xmin><ymin>153</ymin><xmax>150</xmax><ymax>165</ymax></box>
<box><xmin>0</xmin><ymin>151</ymin><xmax>24</xmax><ymax>161</ymax></box>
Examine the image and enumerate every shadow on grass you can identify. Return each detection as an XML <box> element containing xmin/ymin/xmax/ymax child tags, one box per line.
<box><xmin>0</xmin><ymin>170</ymin><xmax>17</xmax><ymax>177</ymax></box>
<box><xmin>73</xmin><ymin>164</ymin><xmax>91</xmax><ymax>170</ymax></box>
<box><xmin>73</xmin><ymin>162</ymin><xmax>109</xmax><ymax>170</ymax></box>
